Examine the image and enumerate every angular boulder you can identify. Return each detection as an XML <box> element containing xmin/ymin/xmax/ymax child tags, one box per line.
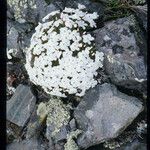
<box><xmin>94</xmin><ymin>15</ymin><xmax>147</xmax><ymax>94</ymax></box>
<box><xmin>74</xmin><ymin>83</ymin><xmax>143</xmax><ymax>149</ymax></box>
<box><xmin>7</xmin><ymin>84</ymin><xmax>36</xmax><ymax>128</ymax></box>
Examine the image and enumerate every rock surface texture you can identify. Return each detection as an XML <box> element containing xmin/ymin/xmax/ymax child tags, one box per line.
<box><xmin>74</xmin><ymin>83</ymin><xmax>143</xmax><ymax>149</ymax></box>
<box><xmin>7</xmin><ymin>138</ymin><xmax>45</xmax><ymax>150</ymax></box>
<box><xmin>94</xmin><ymin>16</ymin><xmax>147</xmax><ymax>94</ymax></box>
<box><xmin>7</xmin><ymin>84</ymin><xmax>36</xmax><ymax>128</ymax></box>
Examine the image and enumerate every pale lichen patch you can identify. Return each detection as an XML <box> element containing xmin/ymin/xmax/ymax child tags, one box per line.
<box><xmin>37</xmin><ymin>98</ymin><xmax>70</xmax><ymax>137</ymax></box>
<box><xmin>64</xmin><ymin>129</ymin><xmax>82</xmax><ymax>150</ymax></box>
<box><xmin>8</xmin><ymin>0</ymin><xmax>36</xmax><ymax>23</ymax></box>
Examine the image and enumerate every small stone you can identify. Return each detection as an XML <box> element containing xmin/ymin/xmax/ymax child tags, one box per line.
<box><xmin>74</xmin><ymin>83</ymin><xmax>143</xmax><ymax>149</ymax></box>
<box><xmin>69</xmin><ymin>119</ymin><xmax>76</xmax><ymax>131</ymax></box>
<box><xmin>7</xmin><ymin>84</ymin><xmax>36</xmax><ymax>128</ymax></box>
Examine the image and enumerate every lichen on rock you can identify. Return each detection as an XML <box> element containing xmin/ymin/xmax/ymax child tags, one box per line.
<box><xmin>25</xmin><ymin>4</ymin><xmax>104</xmax><ymax>97</ymax></box>
<box><xmin>64</xmin><ymin>129</ymin><xmax>82</xmax><ymax>150</ymax></box>
<box><xmin>37</xmin><ymin>98</ymin><xmax>70</xmax><ymax>137</ymax></box>
<box><xmin>8</xmin><ymin>0</ymin><xmax>36</xmax><ymax>23</ymax></box>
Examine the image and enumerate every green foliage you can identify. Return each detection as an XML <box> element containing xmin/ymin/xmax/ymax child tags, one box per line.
<box><xmin>90</xmin><ymin>0</ymin><xmax>146</xmax><ymax>22</ymax></box>
<box><xmin>104</xmin><ymin>0</ymin><xmax>132</xmax><ymax>21</ymax></box>
<box><xmin>45</xmin><ymin>0</ymin><xmax>52</xmax><ymax>5</ymax></box>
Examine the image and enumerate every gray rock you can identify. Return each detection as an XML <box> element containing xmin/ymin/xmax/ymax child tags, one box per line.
<box><xmin>47</xmin><ymin>124</ymin><xmax>70</xmax><ymax>143</ymax></box>
<box><xmin>7</xmin><ymin>19</ymin><xmax>32</xmax><ymax>60</ymax></box>
<box><xmin>69</xmin><ymin>119</ymin><xmax>76</xmax><ymax>131</ymax></box>
<box><xmin>35</xmin><ymin>0</ymin><xmax>58</xmax><ymax>22</ymax></box>
<box><xmin>74</xmin><ymin>83</ymin><xmax>143</xmax><ymax>149</ymax></box>
<box><xmin>7</xmin><ymin>84</ymin><xmax>36</xmax><ymax>128</ymax></box>
<box><xmin>54</xmin><ymin>141</ymin><xmax>66</xmax><ymax>150</ymax></box>
<box><xmin>7</xmin><ymin>137</ymin><xmax>45</xmax><ymax>150</ymax></box>
<box><xmin>94</xmin><ymin>15</ymin><xmax>147</xmax><ymax>93</ymax></box>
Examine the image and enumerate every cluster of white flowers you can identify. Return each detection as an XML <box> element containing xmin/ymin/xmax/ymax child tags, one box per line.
<box><xmin>25</xmin><ymin>4</ymin><xmax>104</xmax><ymax>97</ymax></box>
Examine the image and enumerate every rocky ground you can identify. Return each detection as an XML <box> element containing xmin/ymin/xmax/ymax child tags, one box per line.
<box><xmin>7</xmin><ymin>0</ymin><xmax>147</xmax><ymax>150</ymax></box>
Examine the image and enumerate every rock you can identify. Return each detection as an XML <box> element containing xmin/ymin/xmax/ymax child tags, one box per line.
<box><xmin>26</xmin><ymin>107</ymin><xmax>46</xmax><ymax>139</ymax></box>
<box><xmin>7</xmin><ymin>19</ymin><xmax>32</xmax><ymax>60</ymax></box>
<box><xmin>47</xmin><ymin>124</ymin><xmax>70</xmax><ymax>143</ymax></box>
<box><xmin>7</xmin><ymin>121</ymin><xmax>20</xmax><ymax>144</ymax></box>
<box><xmin>94</xmin><ymin>15</ymin><xmax>147</xmax><ymax>93</ymax></box>
<box><xmin>74</xmin><ymin>83</ymin><xmax>143</xmax><ymax>149</ymax></box>
<box><xmin>7</xmin><ymin>84</ymin><xmax>36</xmax><ymax>128</ymax></box>
<box><xmin>54</xmin><ymin>141</ymin><xmax>66</xmax><ymax>150</ymax></box>
<box><xmin>69</xmin><ymin>119</ymin><xmax>77</xmax><ymax>131</ymax></box>
<box><xmin>7</xmin><ymin>137</ymin><xmax>45</xmax><ymax>150</ymax></box>
<box><xmin>37</xmin><ymin>99</ymin><xmax>71</xmax><ymax>142</ymax></box>
<box><xmin>35</xmin><ymin>0</ymin><xmax>58</xmax><ymax>22</ymax></box>
<box><xmin>7</xmin><ymin>21</ymin><xmax>22</xmax><ymax>60</ymax></box>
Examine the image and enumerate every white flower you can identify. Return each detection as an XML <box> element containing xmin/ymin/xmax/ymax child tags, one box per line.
<box><xmin>25</xmin><ymin>4</ymin><xmax>104</xmax><ymax>97</ymax></box>
<box><xmin>78</xmin><ymin>4</ymin><xmax>86</xmax><ymax>10</ymax></box>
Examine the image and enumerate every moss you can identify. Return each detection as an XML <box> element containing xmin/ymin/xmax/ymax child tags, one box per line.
<box><xmin>64</xmin><ymin>129</ymin><xmax>82</xmax><ymax>150</ymax></box>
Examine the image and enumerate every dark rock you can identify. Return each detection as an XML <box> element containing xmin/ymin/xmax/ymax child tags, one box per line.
<box><xmin>7</xmin><ymin>62</ymin><xmax>28</xmax><ymax>89</ymax></box>
<box><xmin>74</xmin><ymin>83</ymin><xmax>143</xmax><ymax>149</ymax></box>
<box><xmin>7</xmin><ymin>121</ymin><xmax>20</xmax><ymax>144</ymax></box>
<box><xmin>7</xmin><ymin>137</ymin><xmax>45</xmax><ymax>150</ymax></box>
<box><xmin>94</xmin><ymin>15</ymin><xmax>147</xmax><ymax>94</ymax></box>
<box><xmin>7</xmin><ymin>84</ymin><xmax>36</xmax><ymax>128</ymax></box>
